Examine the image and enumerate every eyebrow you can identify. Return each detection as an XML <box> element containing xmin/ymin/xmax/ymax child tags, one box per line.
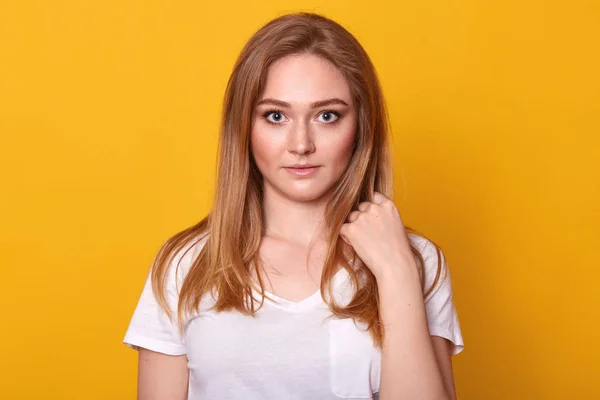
<box><xmin>256</xmin><ymin>98</ymin><xmax>349</xmax><ymax>108</ymax></box>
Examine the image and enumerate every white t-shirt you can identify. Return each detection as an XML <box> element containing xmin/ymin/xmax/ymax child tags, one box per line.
<box><xmin>123</xmin><ymin>233</ymin><xmax>464</xmax><ymax>399</ymax></box>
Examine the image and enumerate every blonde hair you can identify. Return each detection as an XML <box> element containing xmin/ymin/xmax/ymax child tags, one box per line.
<box><xmin>150</xmin><ymin>12</ymin><xmax>444</xmax><ymax>348</ymax></box>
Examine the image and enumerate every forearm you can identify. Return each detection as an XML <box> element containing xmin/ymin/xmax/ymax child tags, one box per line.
<box><xmin>377</xmin><ymin>260</ymin><xmax>449</xmax><ymax>400</ymax></box>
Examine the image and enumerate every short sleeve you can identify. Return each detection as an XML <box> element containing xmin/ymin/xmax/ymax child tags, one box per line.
<box><xmin>410</xmin><ymin>234</ymin><xmax>465</xmax><ymax>356</ymax></box>
<box><xmin>123</xmin><ymin>235</ymin><xmax>207</xmax><ymax>356</ymax></box>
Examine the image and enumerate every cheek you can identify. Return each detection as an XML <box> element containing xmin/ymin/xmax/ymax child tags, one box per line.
<box><xmin>329</xmin><ymin>129</ymin><xmax>357</xmax><ymax>166</ymax></box>
<box><xmin>250</xmin><ymin>129</ymin><xmax>281</xmax><ymax>170</ymax></box>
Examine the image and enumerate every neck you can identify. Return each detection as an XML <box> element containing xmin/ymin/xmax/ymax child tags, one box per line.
<box><xmin>261</xmin><ymin>184</ymin><xmax>329</xmax><ymax>247</ymax></box>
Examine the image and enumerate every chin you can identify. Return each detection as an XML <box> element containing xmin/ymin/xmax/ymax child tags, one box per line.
<box><xmin>283</xmin><ymin>185</ymin><xmax>331</xmax><ymax>203</ymax></box>
<box><xmin>263</xmin><ymin>176</ymin><xmax>335</xmax><ymax>203</ymax></box>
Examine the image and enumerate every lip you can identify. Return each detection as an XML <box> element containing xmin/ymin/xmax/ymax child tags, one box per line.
<box><xmin>283</xmin><ymin>165</ymin><xmax>320</xmax><ymax>177</ymax></box>
<box><xmin>286</xmin><ymin>163</ymin><xmax>319</xmax><ymax>168</ymax></box>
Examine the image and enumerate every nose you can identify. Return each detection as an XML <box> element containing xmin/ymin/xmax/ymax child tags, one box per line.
<box><xmin>287</xmin><ymin>120</ymin><xmax>315</xmax><ymax>155</ymax></box>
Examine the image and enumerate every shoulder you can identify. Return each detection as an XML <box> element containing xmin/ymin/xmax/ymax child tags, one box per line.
<box><xmin>407</xmin><ymin>233</ymin><xmax>449</xmax><ymax>297</ymax></box>
<box><xmin>159</xmin><ymin>231</ymin><xmax>210</xmax><ymax>291</ymax></box>
<box><xmin>407</xmin><ymin>233</ymin><xmax>442</xmax><ymax>263</ymax></box>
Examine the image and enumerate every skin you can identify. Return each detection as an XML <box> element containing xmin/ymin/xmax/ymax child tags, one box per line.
<box><xmin>137</xmin><ymin>53</ymin><xmax>457</xmax><ymax>399</ymax></box>
<box><xmin>341</xmin><ymin>192</ymin><xmax>457</xmax><ymax>399</ymax></box>
<box><xmin>249</xmin><ymin>53</ymin><xmax>357</xmax><ymax>299</ymax></box>
<box><xmin>137</xmin><ymin>349</ymin><xmax>188</xmax><ymax>399</ymax></box>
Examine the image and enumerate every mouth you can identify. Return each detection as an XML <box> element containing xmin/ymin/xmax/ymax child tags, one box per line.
<box><xmin>283</xmin><ymin>166</ymin><xmax>320</xmax><ymax>177</ymax></box>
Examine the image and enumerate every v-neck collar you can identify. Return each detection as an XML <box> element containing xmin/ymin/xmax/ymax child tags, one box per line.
<box><xmin>252</xmin><ymin>267</ymin><xmax>350</xmax><ymax>312</ymax></box>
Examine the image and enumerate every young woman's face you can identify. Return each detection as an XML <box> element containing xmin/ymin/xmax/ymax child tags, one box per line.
<box><xmin>251</xmin><ymin>53</ymin><xmax>357</xmax><ymax>203</ymax></box>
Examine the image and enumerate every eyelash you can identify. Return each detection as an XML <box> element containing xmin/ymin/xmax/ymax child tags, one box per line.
<box><xmin>261</xmin><ymin>109</ymin><xmax>342</xmax><ymax>126</ymax></box>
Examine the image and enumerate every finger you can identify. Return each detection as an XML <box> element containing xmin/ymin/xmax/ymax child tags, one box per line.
<box><xmin>347</xmin><ymin>210</ymin><xmax>360</xmax><ymax>223</ymax></box>
<box><xmin>357</xmin><ymin>201</ymin><xmax>371</xmax><ymax>212</ymax></box>
<box><xmin>339</xmin><ymin>225</ymin><xmax>351</xmax><ymax>244</ymax></box>
<box><xmin>340</xmin><ymin>234</ymin><xmax>350</xmax><ymax>245</ymax></box>
<box><xmin>372</xmin><ymin>191</ymin><xmax>388</xmax><ymax>205</ymax></box>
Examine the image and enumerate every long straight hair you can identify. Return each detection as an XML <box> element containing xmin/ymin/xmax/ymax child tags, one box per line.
<box><xmin>150</xmin><ymin>12</ymin><xmax>444</xmax><ymax>348</ymax></box>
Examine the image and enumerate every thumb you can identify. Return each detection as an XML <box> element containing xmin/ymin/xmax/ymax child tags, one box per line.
<box><xmin>339</xmin><ymin>225</ymin><xmax>351</xmax><ymax>245</ymax></box>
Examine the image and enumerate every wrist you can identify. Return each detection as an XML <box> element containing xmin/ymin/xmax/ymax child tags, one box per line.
<box><xmin>376</xmin><ymin>261</ymin><xmax>427</xmax><ymax>324</ymax></box>
<box><xmin>374</xmin><ymin>254</ymin><xmax>421</xmax><ymax>286</ymax></box>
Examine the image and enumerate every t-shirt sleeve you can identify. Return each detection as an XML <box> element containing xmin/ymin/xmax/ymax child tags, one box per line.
<box><xmin>123</xmin><ymin>237</ymin><xmax>204</xmax><ymax>356</ymax></box>
<box><xmin>412</xmin><ymin>235</ymin><xmax>465</xmax><ymax>356</ymax></box>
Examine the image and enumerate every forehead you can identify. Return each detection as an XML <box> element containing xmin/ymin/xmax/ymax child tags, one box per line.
<box><xmin>260</xmin><ymin>53</ymin><xmax>352</xmax><ymax>105</ymax></box>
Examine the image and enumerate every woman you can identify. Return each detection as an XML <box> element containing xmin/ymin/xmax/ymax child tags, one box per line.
<box><xmin>124</xmin><ymin>12</ymin><xmax>464</xmax><ymax>400</ymax></box>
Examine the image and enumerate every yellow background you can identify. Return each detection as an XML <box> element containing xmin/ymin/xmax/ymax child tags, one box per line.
<box><xmin>1</xmin><ymin>1</ymin><xmax>598</xmax><ymax>399</ymax></box>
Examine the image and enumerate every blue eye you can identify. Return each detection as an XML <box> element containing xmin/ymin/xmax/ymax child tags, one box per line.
<box><xmin>263</xmin><ymin>109</ymin><xmax>286</xmax><ymax>124</ymax></box>
<box><xmin>261</xmin><ymin>109</ymin><xmax>343</xmax><ymax>125</ymax></box>
<box><xmin>317</xmin><ymin>111</ymin><xmax>341</xmax><ymax>124</ymax></box>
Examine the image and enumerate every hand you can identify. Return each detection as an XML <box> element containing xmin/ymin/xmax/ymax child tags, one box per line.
<box><xmin>339</xmin><ymin>192</ymin><xmax>416</xmax><ymax>280</ymax></box>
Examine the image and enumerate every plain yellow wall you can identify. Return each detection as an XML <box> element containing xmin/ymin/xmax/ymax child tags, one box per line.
<box><xmin>1</xmin><ymin>1</ymin><xmax>598</xmax><ymax>398</ymax></box>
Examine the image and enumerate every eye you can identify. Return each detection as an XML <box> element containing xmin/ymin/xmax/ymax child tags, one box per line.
<box><xmin>316</xmin><ymin>110</ymin><xmax>341</xmax><ymax>124</ymax></box>
<box><xmin>261</xmin><ymin>109</ymin><xmax>342</xmax><ymax>125</ymax></box>
<box><xmin>262</xmin><ymin>109</ymin><xmax>287</xmax><ymax>124</ymax></box>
